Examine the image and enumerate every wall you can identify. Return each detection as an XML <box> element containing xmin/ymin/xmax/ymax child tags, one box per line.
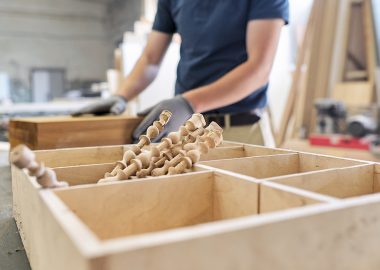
<box><xmin>0</xmin><ymin>0</ymin><xmax>140</xmax><ymax>101</ymax></box>
<box><xmin>0</xmin><ymin>0</ymin><xmax>114</xmax><ymax>96</ymax></box>
<box><xmin>108</xmin><ymin>0</ymin><xmax>142</xmax><ymax>45</ymax></box>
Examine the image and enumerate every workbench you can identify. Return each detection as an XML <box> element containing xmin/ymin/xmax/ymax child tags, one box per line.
<box><xmin>0</xmin><ymin>166</ymin><xmax>30</xmax><ymax>270</ymax></box>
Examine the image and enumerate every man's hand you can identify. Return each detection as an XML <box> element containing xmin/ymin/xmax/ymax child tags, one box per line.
<box><xmin>71</xmin><ymin>96</ymin><xmax>127</xmax><ymax>116</ymax></box>
<box><xmin>132</xmin><ymin>95</ymin><xmax>194</xmax><ymax>142</ymax></box>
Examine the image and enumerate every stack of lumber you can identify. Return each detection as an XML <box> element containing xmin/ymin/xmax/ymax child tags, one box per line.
<box><xmin>277</xmin><ymin>0</ymin><xmax>378</xmax><ymax>146</ymax></box>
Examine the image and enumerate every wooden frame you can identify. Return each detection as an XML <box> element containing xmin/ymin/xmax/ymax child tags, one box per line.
<box><xmin>12</xmin><ymin>141</ymin><xmax>380</xmax><ymax>269</ymax></box>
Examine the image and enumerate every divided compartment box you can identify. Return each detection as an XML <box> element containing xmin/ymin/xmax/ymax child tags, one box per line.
<box><xmin>11</xmin><ymin>142</ymin><xmax>380</xmax><ymax>270</ymax></box>
<box><xmin>9</xmin><ymin>115</ymin><xmax>142</xmax><ymax>150</ymax></box>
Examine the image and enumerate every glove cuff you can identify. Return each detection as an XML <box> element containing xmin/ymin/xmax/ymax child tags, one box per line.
<box><xmin>114</xmin><ymin>95</ymin><xmax>128</xmax><ymax>103</ymax></box>
<box><xmin>177</xmin><ymin>95</ymin><xmax>195</xmax><ymax>114</ymax></box>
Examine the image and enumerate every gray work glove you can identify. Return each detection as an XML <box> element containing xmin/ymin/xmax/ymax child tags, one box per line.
<box><xmin>132</xmin><ymin>95</ymin><xmax>194</xmax><ymax>143</ymax></box>
<box><xmin>71</xmin><ymin>95</ymin><xmax>127</xmax><ymax>116</ymax></box>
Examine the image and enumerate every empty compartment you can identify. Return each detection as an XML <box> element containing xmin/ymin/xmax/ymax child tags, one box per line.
<box><xmin>199</xmin><ymin>153</ymin><xmax>367</xmax><ymax>179</ymax></box>
<box><xmin>266</xmin><ymin>164</ymin><xmax>378</xmax><ymax>199</ymax></box>
<box><xmin>260</xmin><ymin>181</ymin><xmax>336</xmax><ymax>213</ymax></box>
<box><xmin>200</xmin><ymin>145</ymin><xmax>294</xmax><ymax>161</ymax></box>
<box><xmin>54</xmin><ymin>171</ymin><xmax>259</xmax><ymax>240</ymax></box>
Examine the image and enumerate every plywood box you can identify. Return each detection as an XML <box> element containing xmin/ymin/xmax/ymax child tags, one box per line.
<box><xmin>9</xmin><ymin>115</ymin><xmax>142</xmax><ymax>150</ymax></box>
<box><xmin>12</xmin><ymin>141</ymin><xmax>380</xmax><ymax>270</ymax></box>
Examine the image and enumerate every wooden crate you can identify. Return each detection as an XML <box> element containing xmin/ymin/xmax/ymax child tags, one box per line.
<box><xmin>9</xmin><ymin>115</ymin><xmax>142</xmax><ymax>150</ymax></box>
<box><xmin>11</xmin><ymin>141</ymin><xmax>380</xmax><ymax>270</ymax></box>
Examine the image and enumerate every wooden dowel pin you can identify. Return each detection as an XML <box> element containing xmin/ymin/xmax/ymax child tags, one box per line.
<box><xmin>10</xmin><ymin>145</ymin><xmax>68</xmax><ymax>188</ymax></box>
<box><xmin>104</xmin><ymin>110</ymin><xmax>172</xmax><ymax>178</ymax></box>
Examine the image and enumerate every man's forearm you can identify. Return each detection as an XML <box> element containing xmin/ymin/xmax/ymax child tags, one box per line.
<box><xmin>116</xmin><ymin>54</ymin><xmax>160</xmax><ymax>100</ymax></box>
<box><xmin>183</xmin><ymin>60</ymin><xmax>271</xmax><ymax>113</ymax></box>
<box><xmin>116</xmin><ymin>31</ymin><xmax>173</xmax><ymax>101</ymax></box>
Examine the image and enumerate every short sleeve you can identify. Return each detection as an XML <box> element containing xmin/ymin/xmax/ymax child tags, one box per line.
<box><xmin>152</xmin><ymin>0</ymin><xmax>176</xmax><ymax>34</ymax></box>
<box><xmin>249</xmin><ymin>0</ymin><xmax>289</xmax><ymax>25</ymax></box>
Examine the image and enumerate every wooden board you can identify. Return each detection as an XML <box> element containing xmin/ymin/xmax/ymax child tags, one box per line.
<box><xmin>9</xmin><ymin>115</ymin><xmax>142</xmax><ymax>150</ymax></box>
<box><xmin>332</xmin><ymin>81</ymin><xmax>373</xmax><ymax>106</ymax></box>
<box><xmin>282</xmin><ymin>139</ymin><xmax>380</xmax><ymax>162</ymax></box>
<box><xmin>13</xmin><ymin>141</ymin><xmax>380</xmax><ymax>270</ymax></box>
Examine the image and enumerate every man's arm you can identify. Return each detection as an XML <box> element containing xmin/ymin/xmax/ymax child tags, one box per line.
<box><xmin>116</xmin><ymin>30</ymin><xmax>173</xmax><ymax>100</ymax></box>
<box><xmin>183</xmin><ymin>19</ymin><xmax>284</xmax><ymax>113</ymax></box>
<box><xmin>71</xmin><ymin>30</ymin><xmax>172</xmax><ymax>116</ymax></box>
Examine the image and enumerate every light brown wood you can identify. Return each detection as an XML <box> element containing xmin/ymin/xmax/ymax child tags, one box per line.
<box><xmin>307</xmin><ymin>0</ymin><xmax>341</xmax><ymax>134</ymax></box>
<box><xmin>200</xmin><ymin>152</ymin><xmax>365</xmax><ymax>179</ymax></box>
<box><xmin>9</xmin><ymin>115</ymin><xmax>142</xmax><ymax>150</ymax></box>
<box><xmin>260</xmin><ymin>181</ymin><xmax>334</xmax><ymax>214</ymax></box>
<box><xmin>282</xmin><ymin>139</ymin><xmax>380</xmax><ymax>162</ymax></box>
<box><xmin>200</xmin><ymin>154</ymin><xmax>300</xmax><ymax>179</ymax></box>
<box><xmin>11</xmin><ymin>141</ymin><xmax>380</xmax><ymax>270</ymax></box>
<box><xmin>243</xmin><ymin>144</ymin><xmax>294</xmax><ymax>156</ymax></box>
<box><xmin>298</xmin><ymin>152</ymin><xmax>366</xmax><ymax>172</ymax></box>
<box><xmin>373</xmin><ymin>164</ymin><xmax>380</xmax><ymax>192</ymax></box>
<box><xmin>55</xmin><ymin>171</ymin><xmax>259</xmax><ymax>240</ymax></box>
<box><xmin>35</xmin><ymin>145</ymin><xmax>124</xmax><ymax>168</ymax></box>
<box><xmin>266</xmin><ymin>164</ymin><xmax>375</xmax><ymax>198</ymax></box>
<box><xmin>55</xmin><ymin>172</ymin><xmax>214</xmax><ymax>240</ymax></box>
<box><xmin>53</xmin><ymin>163</ymin><xmax>116</xmax><ymax>186</ymax></box>
<box><xmin>213</xmin><ymin>171</ymin><xmax>258</xmax><ymax>219</ymax></box>
<box><xmin>12</xmin><ymin>165</ymin><xmax>96</xmax><ymax>270</ymax></box>
<box><xmin>332</xmin><ymin>82</ymin><xmax>373</xmax><ymax>106</ymax></box>
<box><xmin>101</xmin><ymin>196</ymin><xmax>380</xmax><ymax>270</ymax></box>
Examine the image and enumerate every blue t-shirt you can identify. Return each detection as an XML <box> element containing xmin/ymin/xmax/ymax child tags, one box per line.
<box><xmin>153</xmin><ymin>0</ymin><xmax>289</xmax><ymax>114</ymax></box>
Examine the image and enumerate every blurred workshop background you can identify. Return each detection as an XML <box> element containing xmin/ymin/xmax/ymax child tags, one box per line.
<box><xmin>0</xmin><ymin>0</ymin><xmax>380</xmax><ymax>161</ymax></box>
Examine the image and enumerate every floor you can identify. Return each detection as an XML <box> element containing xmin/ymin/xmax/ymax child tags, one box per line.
<box><xmin>0</xmin><ymin>165</ymin><xmax>30</xmax><ymax>269</ymax></box>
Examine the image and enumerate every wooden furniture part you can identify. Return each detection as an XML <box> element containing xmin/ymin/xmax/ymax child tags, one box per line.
<box><xmin>282</xmin><ymin>139</ymin><xmax>380</xmax><ymax>162</ymax></box>
<box><xmin>9</xmin><ymin>115</ymin><xmax>142</xmax><ymax>150</ymax></box>
<box><xmin>12</xmin><ymin>140</ymin><xmax>380</xmax><ymax>269</ymax></box>
<box><xmin>331</xmin><ymin>0</ymin><xmax>377</xmax><ymax>106</ymax></box>
<box><xmin>277</xmin><ymin>0</ymin><xmax>378</xmax><ymax>145</ymax></box>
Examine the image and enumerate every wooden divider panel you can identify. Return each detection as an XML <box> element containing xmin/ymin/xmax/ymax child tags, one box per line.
<box><xmin>200</xmin><ymin>154</ymin><xmax>300</xmax><ymax>178</ymax></box>
<box><xmin>200</xmin><ymin>145</ymin><xmax>294</xmax><ymax>162</ymax></box>
<box><xmin>200</xmin><ymin>146</ymin><xmax>246</xmax><ymax>161</ymax></box>
<box><xmin>266</xmin><ymin>164</ymin><xmax>376</xmax><ymax>199</ymax></box>
<box><xmin>35</xmin><ymin>145</ymin><xmax>124</xmax><ymax>168</ymax></box>
<box><xmin>298</xmin><ymin>153</ymin><xmax>368</xmax><ymax>172</ymax></box>
<box><xmin>53</xmin><ymin>163</ymin><xmax>116</xmax><ymax>186</ymax></box>
<box><xmin>213</xmin><ymin>171</ymin><xmax>258</xmax><ymax>220</ymax></box>
<box><xmin>260</xmin><ymin>181</ymin><xmax>337</xmax><ymax>214</ymax></box>
<box><xmin>243</xmin><ymin>145</ymin><xmax>295</xmax><ymax>156</ymax></box>
<box><xmin>373</xmin><ymin>164</ymin><xmax>380</xmax><ymax>192</ymax></box>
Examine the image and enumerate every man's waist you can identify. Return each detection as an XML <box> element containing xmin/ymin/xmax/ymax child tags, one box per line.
<box><xmin>204</xmin><ymin>109</ymin><xmax>263</xmax><ymax>128</ymax></box>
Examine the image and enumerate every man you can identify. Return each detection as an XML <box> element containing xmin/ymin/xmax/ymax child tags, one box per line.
<box><xmin>73</xmin><ymin>0</ymin><xmax>289</xmax><ymax>143</ymax></box>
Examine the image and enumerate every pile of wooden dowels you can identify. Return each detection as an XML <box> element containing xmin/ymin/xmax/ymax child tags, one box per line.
<box><xmin>98</xmin><ymin>111</ymin><xmax>223</xmax><ymax>183</ymax></box>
